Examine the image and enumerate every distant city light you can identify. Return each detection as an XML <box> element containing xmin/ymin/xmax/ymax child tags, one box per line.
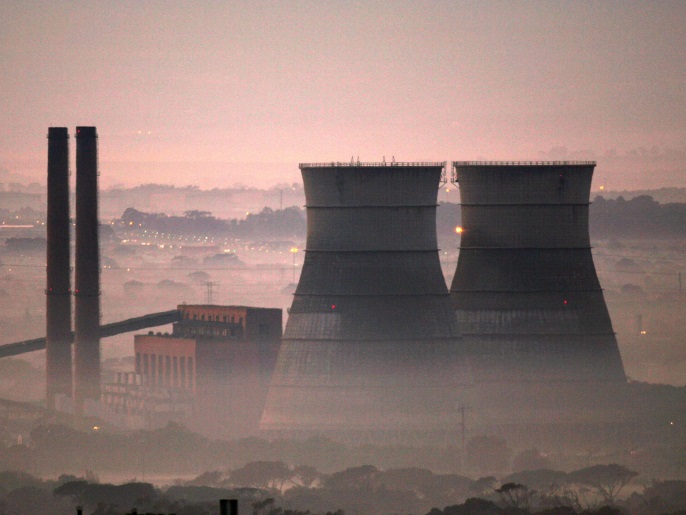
<box><xmin>455</xmin><ymin>226</ymin><xmax>463</xmax><ymax>234</ymax></box>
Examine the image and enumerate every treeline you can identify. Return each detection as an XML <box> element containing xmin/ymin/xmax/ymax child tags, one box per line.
<box><xmin>590</xmin><ymin>195</ymin><xmax>686</xmax><ymax>238</ymax></box>
<box><xmin>119</xmin><ymin>206</ymin><xmax>306</xmax><ymax>238</ymax></box>
<box><xmin>436</xmin><ymin>196</ymin><xmax>686</xmax><ymax>240</ymax></box>
<box><xmin>1</xmin><ymin>464</ymin><xmax>684</xmax><ymax>514</ymax></box>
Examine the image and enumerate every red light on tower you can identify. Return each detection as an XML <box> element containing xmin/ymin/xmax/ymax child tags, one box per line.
<box><xmin>563</xmin><ymin>299</ymin><xmax>568</xmax><ymax>306</ymax></box>
<box><xmin>331</xmin><ymin>304</ymin><xmax>336</xmax><ymax>310</ymax></box>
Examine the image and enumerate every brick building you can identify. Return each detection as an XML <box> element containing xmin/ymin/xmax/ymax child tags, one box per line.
<box><xmin>102</xmin><ymin>304</ymin><xmax>282</xmax><ymax>439</ymax></box>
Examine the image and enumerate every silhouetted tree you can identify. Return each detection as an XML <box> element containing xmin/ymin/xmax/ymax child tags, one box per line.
<box><xmin>568</xmin><ymin>464</ymin><xmax>638</xmax><ymax>505</ymax></box>
<box><xmin>293</xmin><ymin>465</ymin><xmax>321</xmax><ymax>488</ymax></box>
<box><xmin>324</xmin><ymin>465</ymin><xmax>380</xmax><ymax>492</ymax></box>
<box><xmin>496</xmin><ymin>482</ymin><xmax>531</xmax><ymax>510</ymax></box>
<box><xmin>230</xmin><ymin>461</ymin><xmax>294</xmax><ymax>490</ymax></box>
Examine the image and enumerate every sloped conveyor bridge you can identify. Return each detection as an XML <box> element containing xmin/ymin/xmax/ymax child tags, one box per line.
<box><xmin>0</xmin><ymin>310</ymin><xmax>181</xmax><ymax>358</ymax></box>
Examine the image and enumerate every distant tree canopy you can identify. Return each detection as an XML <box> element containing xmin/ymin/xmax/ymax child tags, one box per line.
<box><xmin>436</xmin><ymin>196</ymin><xmax>686</xmax><ymax>240</ymax></box>
<box><xmin>590</xmin><ymin>195</ymin><xmax>686</xmax><ymax>238</ymax></box>
<box><xmin>4</xmin><ymin>237</ymin><xmax>46</xmax><ymax>252</ymax></box>
<box><xmin>119</xmin><ymin>206</ymin><xmax>305</xmax><ymax>238</ymax></box>
<box><xmin>567</xmin><ymin>464</ymin><xmax>638</xmax><ymax>505</ymax></box>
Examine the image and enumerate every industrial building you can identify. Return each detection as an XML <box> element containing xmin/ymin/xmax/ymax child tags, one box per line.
<box><xmin>102</xmin><ymin>304</ymin><xmax>282</xmax><ymax>438</ymax></box>
<box><xmin>260</xmin><ymin>162</ymin><xmax>471</xmax><ymax>441</ymax></box>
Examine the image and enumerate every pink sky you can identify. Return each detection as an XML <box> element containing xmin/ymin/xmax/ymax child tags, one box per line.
<box><xmin>1</xmin><ymin>1</ymin><xmax>685</xmax><ymax>190</ymax></box>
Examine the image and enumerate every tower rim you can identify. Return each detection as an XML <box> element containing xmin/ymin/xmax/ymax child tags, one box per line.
<box><xmin>300</xmin><ymin>161</ymin><xmax>445</xmax><ymax>169</ymax></box>
<box><xmin>452</xmin><ymin>160</ymin><xmax>596</xmax><ymax>167</ymax></box>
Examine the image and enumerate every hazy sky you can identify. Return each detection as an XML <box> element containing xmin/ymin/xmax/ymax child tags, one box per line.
<box><xmin>1</xmin><ymin>1</ymin><xmax>685</xmax><ymax>189</ymax></box>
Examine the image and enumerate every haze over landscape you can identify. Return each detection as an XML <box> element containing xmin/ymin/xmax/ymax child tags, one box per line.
<box><xmin>0</xmin><ymin>2</ymin><xmax>685</xmax><ymax>514</ymax></box>
<box><xmin>1</xmin><ymin>1</ymin><xmax>685</xmax><ymax>189</ymax></box>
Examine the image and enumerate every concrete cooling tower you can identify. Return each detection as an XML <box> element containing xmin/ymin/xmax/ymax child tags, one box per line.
<box><xmin>261</xmin><ymin>162</ymin><xmax>471</xmax><ymax>441</ymax></box>
<box><xmin>449</xmin><ymin>162</ymin><xmax>626</xmax><ymax>437</ymax></box>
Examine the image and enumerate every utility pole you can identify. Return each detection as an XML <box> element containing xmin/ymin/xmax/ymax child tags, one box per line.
<box><xmin>458</xmin><ymin>404</ymin><xmax>470</xmax><ymax>471</ymax></box>
<box><xmin>203</xmin><ymin>281</ymin><xmax>219</xmax><ymax>304</ymax></box>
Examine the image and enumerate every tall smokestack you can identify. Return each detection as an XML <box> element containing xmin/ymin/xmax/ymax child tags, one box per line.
<box><xmin>261</xmin><ymin>162</ymin><xmax>471</xmax><ymax>441</ymax></box>
<box><xmin>74</xmin><ymin>126</ymin><xmax>101</xmax><ymax>416</ymax></box>
<box><xmin>449</xmin><ymin>161</ymin><xmax>626</xmax><ymax>432</ymax></box>
<box><xmin>46</xmin><ymin>127</ymin><xmax>72</xmax><ymax>409</ymax></box>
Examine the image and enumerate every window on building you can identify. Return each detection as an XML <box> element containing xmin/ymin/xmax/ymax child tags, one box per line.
<box><xmin>158</xmin><ymin>355</ymin><xmax>164</xmax><ymax>385</ymax></box>
<box><xmin>150</xmin><ymin>354</ymin><xmax>157</xmax><ymax>386</ymax></box>
<box><xmin>180</xmin><ymin>357</ymin><xmax>186</xmax><ymax>389</ymax></box>
<box><xmin>135</xmin><ymin>353</ymin><xmax>141</xmax><ymax>374</ymax></box>
<box><xmin>188</xmin><ymin>357</ymin><xmax>194</xmax><ymax>389</ymax></box>
<box><xmin>143</xmin><ymin>354</ymin><xmax>149</xmax><ymax>382</ymax></box>
<box><xmin>173</xmin><ymin>356</ymin><xmax>178</xmax><ymax>388</ymax></box>
<box><xmin>166</xmin><ymin>356</ymin><xmax>171</xmax><ymax>386</ymax></box>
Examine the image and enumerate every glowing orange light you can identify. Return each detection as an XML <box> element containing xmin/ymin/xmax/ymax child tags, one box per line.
<box><xmin>599</xmin><ymin>185</ymin><xmax>605</xmax><ymax>190</ymax></box>
<box><xmin>455</xmin><ymin>226</ymin><xmax>463</xmax><ymax>234</ymax></box>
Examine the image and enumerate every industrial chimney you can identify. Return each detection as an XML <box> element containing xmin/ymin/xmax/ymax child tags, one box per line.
<box><xmin>74</xmin><ymin>126</ymin><xmax>101</xmax><ymax>416</ymax></box>
<box><xmin>261</xmin><ymin>162</ymin><xmax>471</xmax><ymax>440</ymax></box>
<box><xmin>449</xmin><ymin>162</ymin><xmax>626</xmax><ymax>434</ymax></box>
<box><xmin>46</xmin><ymin>127</ymin><xmax>72</xmax><ymax>409</ymax></box>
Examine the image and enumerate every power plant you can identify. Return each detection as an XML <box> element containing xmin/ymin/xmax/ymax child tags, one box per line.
<box><xmin>45</xmin><ymin>127</ymin><xmax>72</xmax><ymax>409</ymax></box>
<box><xmin>260</xmin><ymin>162</ymin><xmax>471</xmax><ymax>440</ymax></box>
<box><xmin>36</xmin><ymin>136</ymin><xmax>629</xmax><ymax>442</ymax></box>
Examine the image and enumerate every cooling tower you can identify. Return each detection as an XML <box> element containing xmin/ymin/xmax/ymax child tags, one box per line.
<box><xmin>74</xmin><ymin>126</ymin><xmax>101</xmax><ymax>416</ymax></box>
<box><xmin>46</xmin><ymin>127</ymin><xmax>72</xmax><ymax>409</ymax></box>
<box><xmin>450</xmin><ymin>162</ymin><xmax>626</xmax><ymax>387</ymax></box>
<box><xmin>261</xmin><ymin>162</ymin><xmax>471</xmax><ymax>441</ymax></box>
